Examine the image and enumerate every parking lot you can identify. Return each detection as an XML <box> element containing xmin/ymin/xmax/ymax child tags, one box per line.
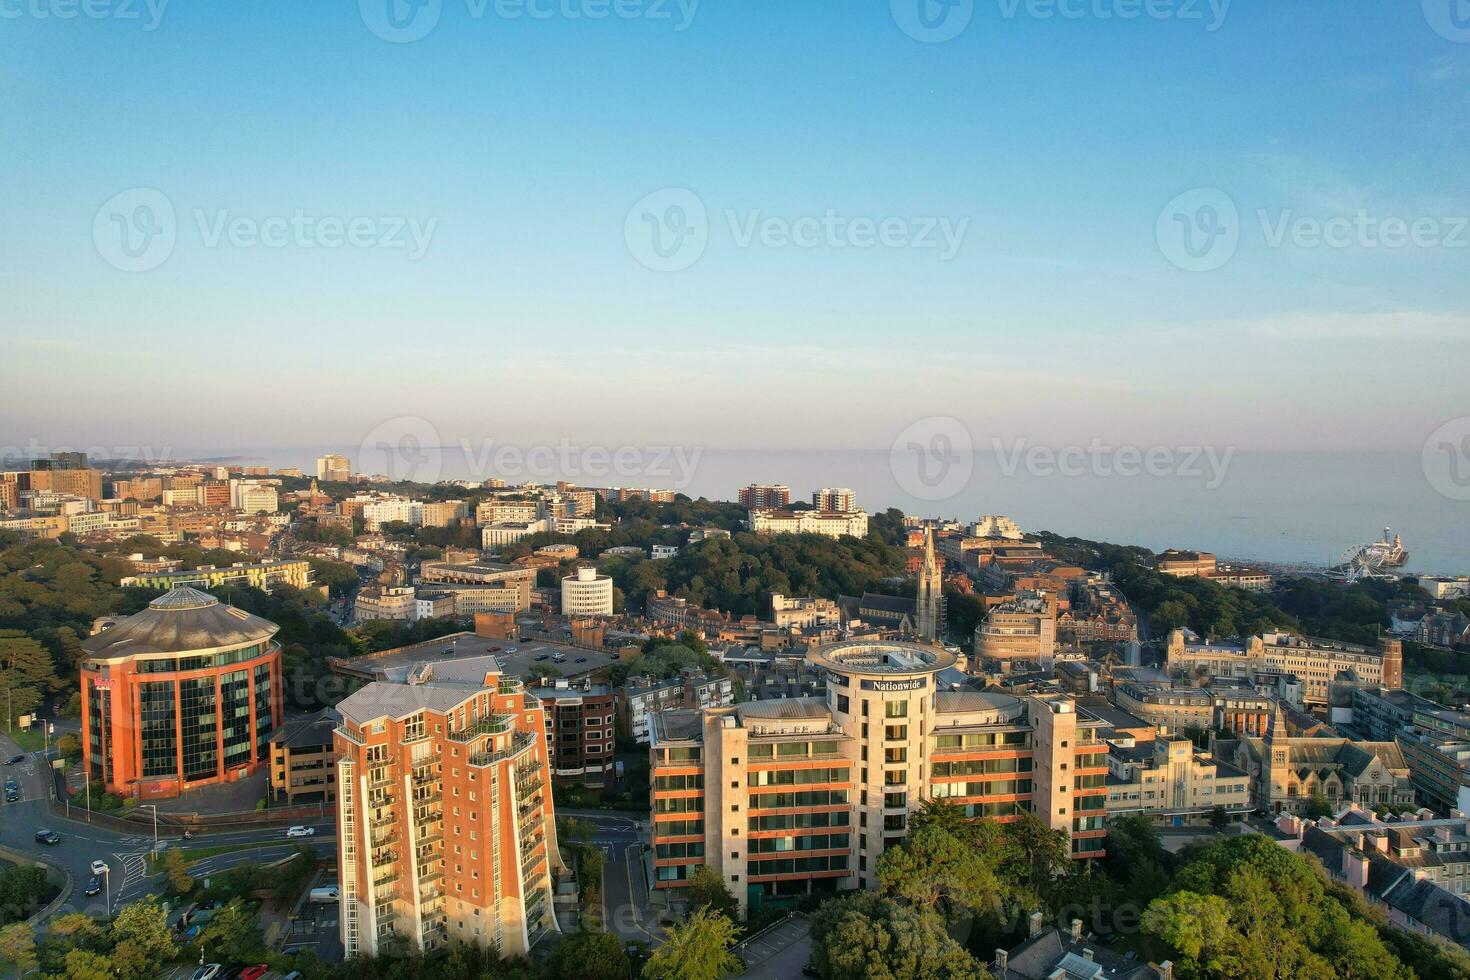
<box><xmin>333</xmin><ymin>631</ymin><xmax>623</xmax><ymax>683</ymax></box>
<box><xmin>735</xmin><ymin>915</ymin><xmax>812</xmax><ymax>979</ymax></box>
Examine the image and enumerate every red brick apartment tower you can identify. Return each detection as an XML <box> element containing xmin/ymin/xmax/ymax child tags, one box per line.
<box><xmin>334</xmin><ymin>664</ymin><xmax>562</xmax><ymax>958</ymax></box>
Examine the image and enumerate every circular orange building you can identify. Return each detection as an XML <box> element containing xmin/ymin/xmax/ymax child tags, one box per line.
<box><xmin>80</xmin><ymin>586</ymin><xmax>283</xmax><ymax>800</ymax></box>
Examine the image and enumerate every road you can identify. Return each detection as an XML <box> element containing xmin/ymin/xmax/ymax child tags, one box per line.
<box><xmin>558</xmin><ymin>809</ymin><xmax>664</xmax><ymax>945</ymax></box>
<box><xmin>0</xmin><ymin>730</ymin><xmax>335</xmax><ymax>921</ymax></box>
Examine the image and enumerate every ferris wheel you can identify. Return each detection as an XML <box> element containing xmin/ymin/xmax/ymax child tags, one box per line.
<box><xmin>1337</xmin><ymin>542</ymin><xmax>1395</xmax><ymax>582</ymax></box>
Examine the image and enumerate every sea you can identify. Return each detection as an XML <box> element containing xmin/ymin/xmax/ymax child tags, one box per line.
<box><xmin>163</xmin><ymin>445</ymin><xmax>1470</xmax><ymax>577</ymax></box>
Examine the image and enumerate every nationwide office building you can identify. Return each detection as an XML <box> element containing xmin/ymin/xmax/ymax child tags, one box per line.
<box><xmin>648</xmin><ymin>639</ymin><xmax>1109</xmax><ymax>913</ymax></box>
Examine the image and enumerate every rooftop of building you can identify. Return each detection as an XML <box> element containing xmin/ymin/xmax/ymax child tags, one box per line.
<box><xmin>80</xmin><ymin>586</ymin><xmax>279</xmax><ymax>658</ymax></box>
<box><xmin>335</xmin><ymin>680</ymin><xmax>483</xmax><ymax>726</ymax></box>
<box><xmin>808</xmin><ymin>639</ymin><xmax>957</xmax><ymax>676</ymax></box>
<box><xmin>328</xmin><ymin>631</ymin><xmax>621</xmax><ymax>682</ymax></box>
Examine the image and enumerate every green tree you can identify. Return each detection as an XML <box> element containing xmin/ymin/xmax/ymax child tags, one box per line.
<box><xmin>1209</xmin><ymin>806</ymin><xmax>1229</xmax><ymax>831</ymax></box>
<box><xmin>0</xmin><ymin>922</ymin><xmax>37</xmax><ymax>977</ymax></box>
<box><xmin>877</xmin><ymin>823</ymin><xmax>999</xmax><ymax>919</ymax></box>
<box><xmin>1142</xmin><ymin>892</ymin><xmax>1233</xmax><ymax>963</ymax></box>
<box><xmin>641</xmin><ymin>908</ymin><xmax>741</xmax><ymax>980</ymax></box>
<box><xmin>1305</xmin><ymin>793</ymin><xmax>1334</xmax><ymax>819</ymax></box>
<box><xmin>198</xmin><ymin>900</ymin><xmax>262</xmax><ymax>963</ymax></box>
<box><xmin>685</xmin><ymin>865</ymin><xmax>739</xmax><ymax>922</ymax></box>
<box><xmin>55</xmin><ymin>948</ymin><xmax>113</xmax><ymax>980</ymax></box>
<box><xmin>810</xmin><ymin>891</ymin><xmax>982</xmax><ymax>980</ymax></box>
<box><xmin>109</xmin><ymin>895</ymin><xmax>174</xmax><ymax>961</ymax></box>
<box><xmin>160</xmin><ymin>848</ymin><xmax>195</xmax><ymax>897</ymax></box>
<box><xmin>547</xmin><ymin>930</ymin><xmax>630</xmax><ymax>980</ymax></box>
<box><xmin>55</xmin><ymin>732</ymin><xmax>82</xmax><ymax>765</ymax></box>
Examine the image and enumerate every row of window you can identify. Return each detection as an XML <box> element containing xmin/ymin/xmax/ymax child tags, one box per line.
<box><xmin>748</xmin><ymin>789</ymin><xmax>849</xmax><ymax>810</ymax></box>
<box><xmin>748</xmin><ymin>854</ymin><xmax>850</xmax><ymax>876</ymax></box>
<box><xmin>749</xmin><ymin>767</ymin><xmax>850</xmax><ymax>787</ymax></box>
<box><xmin>748</xmin><ymin>740</ymin><xmax>842</xmax><ymax>759</ymax></box>
<box><xmin>932</xmin><ymin>757</ymin><xmax>1034</xmax><ymax>777</ymax></box>
<box><xmin>750</xmin><ymin>810</ymin><xmax>851</xmax><ymax>832</ymax></box>
<box><xmin>931</xmin><ymin>778</ymin><xmax>1032</xmax><ymax>799</ymax></box>
<box><xmin>750</xmin><ymin>832</ymin><xmax>849</xmax><ymax>853</ymax></box>
<box><xmin>933</xmin><ymin>731</ymin><xmax>1031</xmax><ymax>750</ymax></box>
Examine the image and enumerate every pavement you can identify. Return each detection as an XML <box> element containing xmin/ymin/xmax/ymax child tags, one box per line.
<box><xmin>0</xmin><ymin>729</ymin><xmax>335</xmax><ymax>923</ymax></box>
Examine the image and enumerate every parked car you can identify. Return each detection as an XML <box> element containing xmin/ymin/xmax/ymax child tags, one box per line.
<box><xmin>286</xmin><ymin>825</ymin><xmax>315</xmax><ymax>838</ymax></box>
<box><xmin>191</xmin><ymin>966</ymin><xmax>221</xmax><ymax>980</ymax></box>
<box><xmin>3</xmin><ymin>754</ymin><xmax>23</xmax><ymax>765</ymax></box>
<box><xmin>5</xmin><ymin>788</ymin><xmax>18</xmax><ymax>802</ymax></box>
<box><xmin>84</xmin><ymin>876</ymin><xmax>102</xmax><ymax>897</ymax></box>
<box><xmin>90</xmin><ymin>860</ymin><xmax>109</xmax><ymax>877</ymax></box>
<box><xmin>534</xmin><ymin>654</ymin><xmax>549</xmax><ymax>662</ymax></box>
<box><xmin>575</xmin><ymin>657</ymin><xmax>588</xmax><ymax>663</ymax></box>
<box><xmin>238</xmin><ymin>965</ymin><xmax>269</xmax><ymax>980</ymax></box>
<box><xmin>281</xmin><ymin>972</ymin><xmax>302</xmax><ymax>980</ymax></box>
<box><xmin>34</xmin><ymin>830</ymin><xmax>61</xmax><ymax>845</ymax></box>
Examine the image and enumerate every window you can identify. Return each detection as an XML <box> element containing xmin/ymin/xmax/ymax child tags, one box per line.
<box><xmin>885</xmin><ymin>701</ymin><xmax>907</xmax><ymax>719</ymax></box>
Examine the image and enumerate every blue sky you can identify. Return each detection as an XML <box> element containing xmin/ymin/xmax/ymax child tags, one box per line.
<box><xmin>2</xmin><ymin>0</ymin><xmax>1467</xmax><ymax>457</ymax></box>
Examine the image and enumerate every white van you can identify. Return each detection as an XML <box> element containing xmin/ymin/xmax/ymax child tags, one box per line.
<box><xmin>309</xmin><ymin>886</ymin><xmax>340</xmax><ymax>904</ymax></box>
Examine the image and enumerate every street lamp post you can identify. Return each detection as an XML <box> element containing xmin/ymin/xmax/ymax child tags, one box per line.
<box><xmin>139</xmin><ymin>804</ymin><xmax>160</xmax><ymax>857</ymax></box>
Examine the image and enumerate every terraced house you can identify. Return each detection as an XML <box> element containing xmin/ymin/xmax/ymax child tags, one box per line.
<box><xmin>334</xmin><ymin>656</ymin><xmax>562</xmax><ymax>958</ymax></box>
<box><xmin>648</xmin><ymin>640</ymin><xmax>1108</xmax><ymax>914</ymax></box>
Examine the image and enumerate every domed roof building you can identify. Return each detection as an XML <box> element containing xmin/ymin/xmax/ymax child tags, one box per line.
<box><xmin>80</xmin><ymin>586</ymin><xmax>284</xmax><ymax>800</ymax></box>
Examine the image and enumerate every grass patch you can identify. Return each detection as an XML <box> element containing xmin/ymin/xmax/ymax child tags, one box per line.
<box><xmin>146</xmin><ymin>842</ymin><xmax>273</xmax><ymax>872</ymax></box>
<box><xmin>6</xmin><ymin>727</ymin><xmax>46</xmax><ymax>751</ymax></box>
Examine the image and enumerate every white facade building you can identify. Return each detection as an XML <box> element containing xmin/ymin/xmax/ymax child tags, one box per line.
<box><xmin>561</xmin><ymin>566</ymin><xmax>614</xmax><ymax>616</ymax></box>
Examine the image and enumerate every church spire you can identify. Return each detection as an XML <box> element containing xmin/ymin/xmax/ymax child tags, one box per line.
<box><xmin>915</xmin><ymin>525</ymin><xmax>942</xmax><ymax>641</ymax></box>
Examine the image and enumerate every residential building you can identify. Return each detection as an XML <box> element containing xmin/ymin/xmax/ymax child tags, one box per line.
<box><xmin>648</xmin><ymin>640</ymin><xmax>1107</xmax><ymax>913</ymax></box>
<box><xmin>527</xmin><ymin>679</ymin><xmax>616</xmax><ymax>787</ymax></box>
<box><xmin>122</xmin><ymin>559</ymin><xmax>313</xmax><ymax>593</ymax></box>
<box><xmin>79</xmin><ymin>587</ymin><xmax>284</xmax><ymax>799</ymax></box>
<box><xmin>1211</xmin><ymin>564</ymin><xmax>1273</xmax><ymax>591</ymax></box>
<box><xmin>619</xmin><ymin>669</ymin><xmax>736</xmax><ymax>744</ymax></box>
<box><xmin>1165</xmin><ymin>628</ymin><xmax>1402</xmax><ymax>706</ymax></box>
<box><xmin>355</xmin><ymin>586</ymin><xmax>420</xmax><ymax>623</ymax></box>
<box><xmin>334</xmin><ymin>661</ymin><xmax>562</xmax><ymax>957</ymax></box>
<box><xmin>420</xmin><ymin>560</ymin><xmax>536</xmax><ymax>613</ymax></box>
<box><xmin>270</xmin><ymin>709</ymin><xmax>339</xmax><ymax>804</ymax></box>
<box><xmin>812</xmin><ymin>488</ymin><xmax>856</xmax><ymax>512</ymax></box>
<box><xmin>1154</xmin><ymin>549</ymin><xmax>1217</xmax><ymax>578</ymax></box>
<box><xmin>316</xmin><ymin>454</ymin><xmax>351</xmax><ymax>482</ymax></box>
<box><xmin>748</xmin><ymin>508</ymin><xmax>868</xmax><ymax>539</ymax></box>
<box><xmin>482</xmin><ymin>520</ymin><xmax>550</xmax><ymax>547</ymax></box>
<box><xmin>1422</xmin><ymin>577</ymin><xmax>1470</xmax><ymax>601</ymax></box>
<box><xmin>1104</xmin><ymin>731</ymin><xmax>1251</xmax><ymax>825</ymax></box>
<box><xmin>969</xmin><ymin>515</ymin><xmax>1023</xmax><ymax>540</ymax></box>
<box><xmin>974</xmin><ymin>592</ymin><xmax>1059</xmax><ymax>671</ymax></box>
<box><xmin>561</xmin><ymin>566</ymin><xmax>614</xmax><ymax>617</ymax></box>
<box><xmin>769</xmin><ymin>594</ymin><xmax>841</xmax><ymax>630</ymax></box>
<box><xmin>476</xmin><ymin>497</ymin><xmax>544</xmax><ymax>526</ymax></box>
<box><xmin>991</xmin><ymin>918</ymin><xmax>1172</xmax><ymax>979</ymax></box>
<box><xmin>737</xmin><ymin>484</ymin><xmax>791</xmax><ymax>509</ymax></box>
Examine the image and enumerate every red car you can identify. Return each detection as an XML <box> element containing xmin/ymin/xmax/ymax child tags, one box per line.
<box><xmin>238</xmin><ymin>966</ymin><xmax>269</xmax><ymax>980</ymax></box>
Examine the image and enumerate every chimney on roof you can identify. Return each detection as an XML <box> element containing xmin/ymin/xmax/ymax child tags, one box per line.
<box><xmin>1030</xmin><ymin>911</ymin><xmax>1044</xmax><ymax>937</ymax></box>
<box><xmin>1158</xmin><ymin>961</ymin><xmax>1174</xmax><ymax>980</ymax></box>
<box><xmin>1082</xmin><ymin>949</ymin><xmax>1094</xmax><ymax>961</ymax></box>
<box><xmin>1070</xmin><ymin>918</ymin><xmax>1083</xmax><ymax>942</ymax></box>
<box><xmin>995</xmin><ymin>949</ymin><xmax>1008</xmax><ymax>972</ymax></box>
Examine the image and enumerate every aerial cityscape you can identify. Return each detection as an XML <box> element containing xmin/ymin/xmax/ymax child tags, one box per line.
<box><xmin>4</xmin><ymin>2</ymin><xmax>1469</xmax><ymax>980</ymax></box>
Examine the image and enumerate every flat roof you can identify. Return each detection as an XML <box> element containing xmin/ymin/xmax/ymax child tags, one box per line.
<box><xmin>330</xmin><ymin>631</ymin><xmax>621</xmax><ymax>682</ymax></box>
<box><xmin>807</xmin><ymin>639</ymin><xmax>956</xmax><ymax>676</ymax></box>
